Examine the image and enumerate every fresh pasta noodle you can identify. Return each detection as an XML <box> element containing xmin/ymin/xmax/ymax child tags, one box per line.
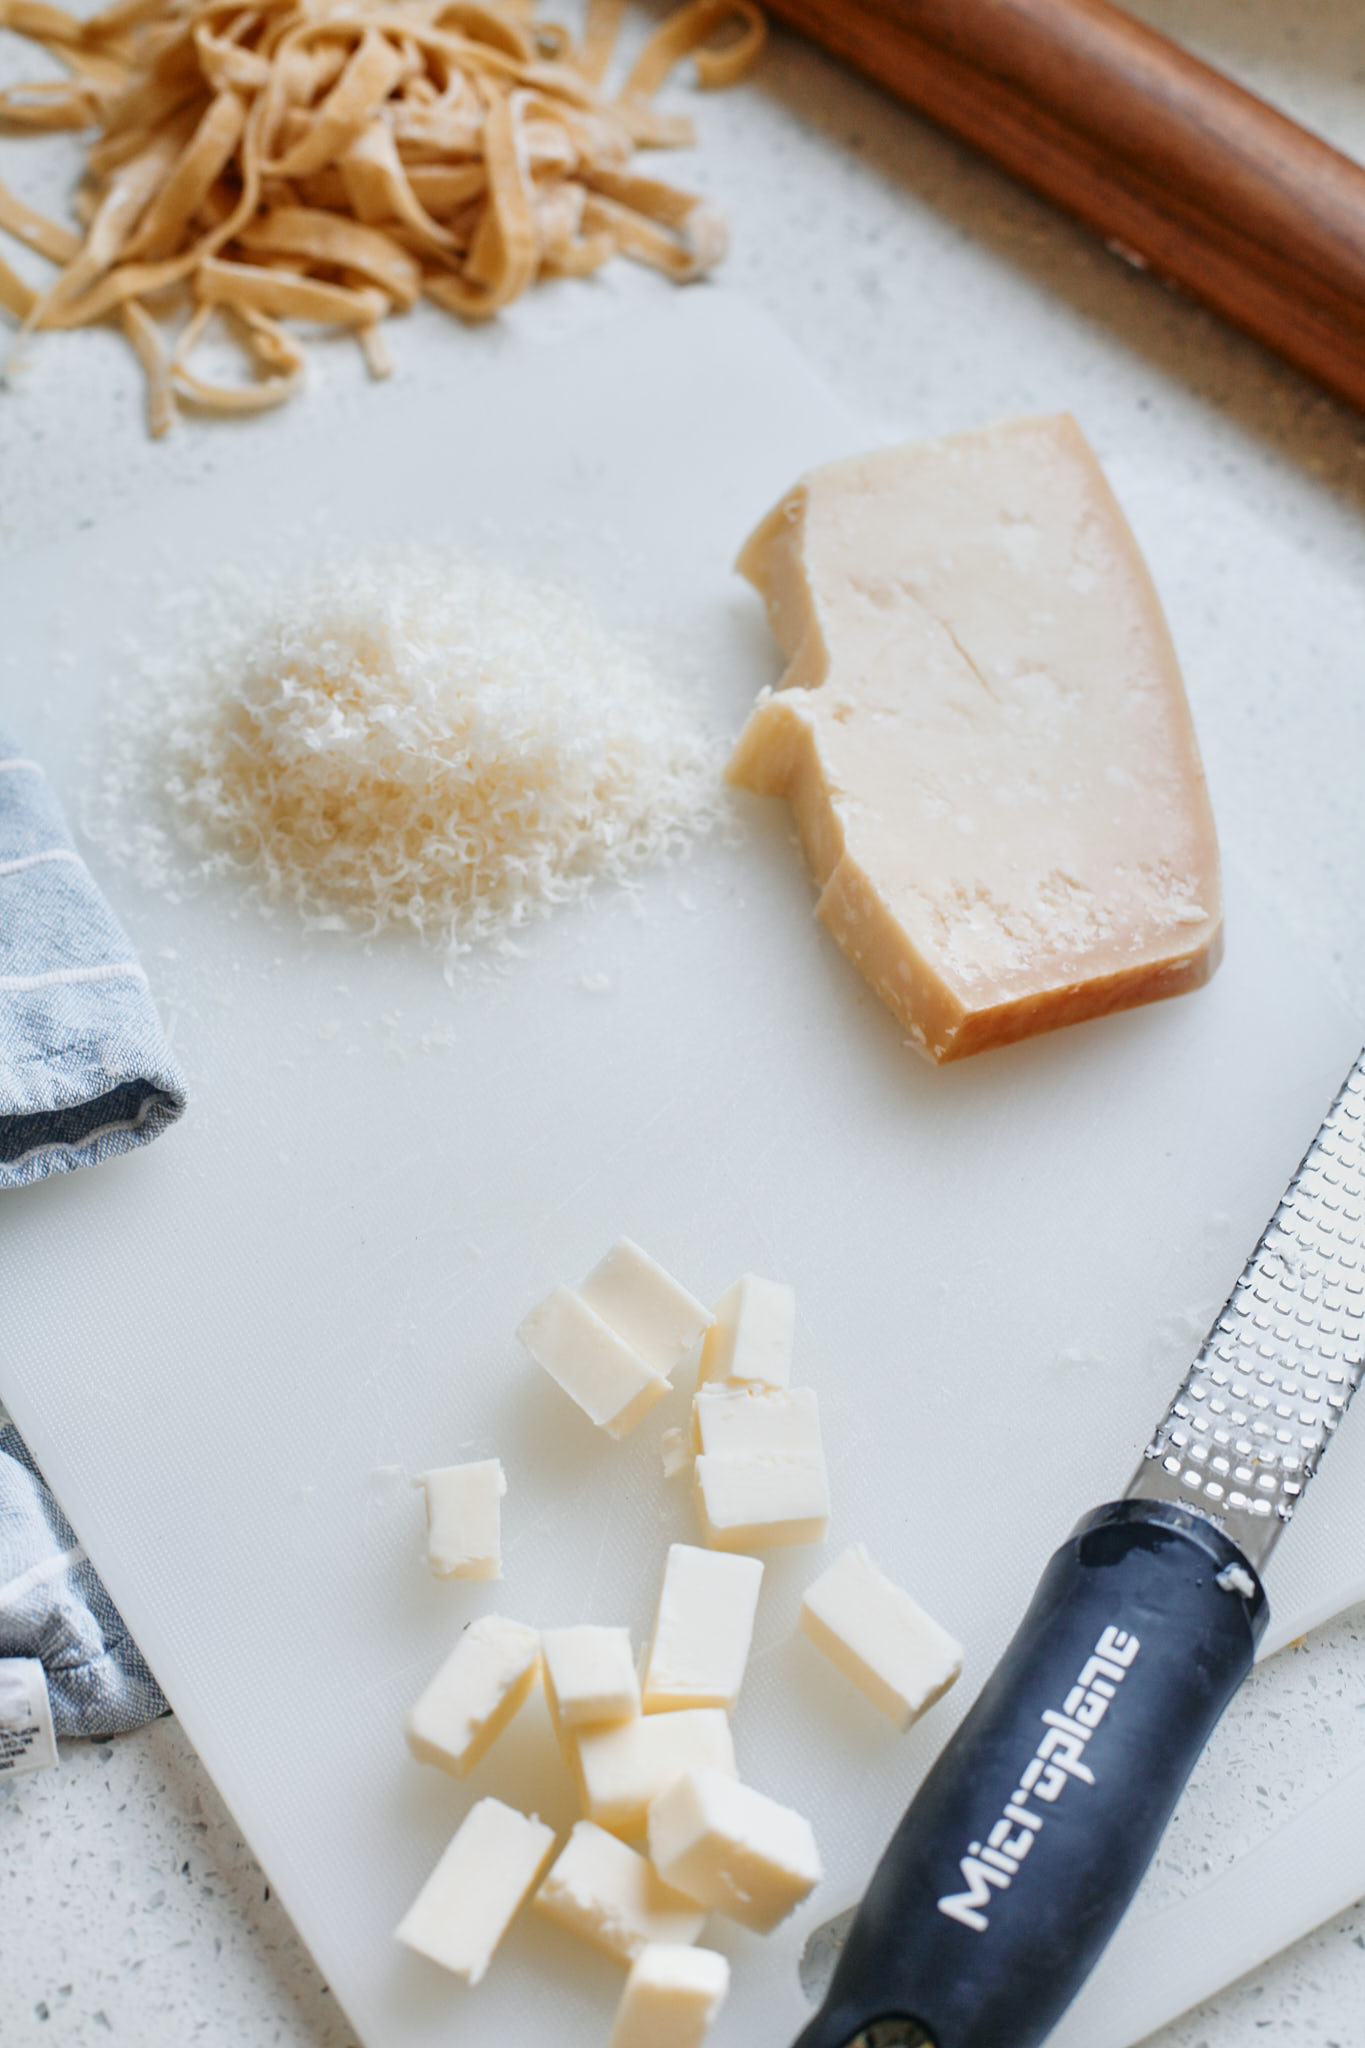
<box><xmin>0</xmin><ymin>0</ymin><xmax>764</xmax><ymax>432</ymax></box>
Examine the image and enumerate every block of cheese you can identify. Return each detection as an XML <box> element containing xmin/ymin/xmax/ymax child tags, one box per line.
<box><xmin>800</xmin><ymin>1545</ymin><xmax>963</xmax><ymax>1730</ymax></box>
<box><xmin>405</xmin><ymin>1614</ymin><xmax>541</xmax><ymax>1778</ymax></box>
<box><xmin>607</xmin><ymin>1944</ymin><xmax>731</xmax><ymax>2048</ymax></box>
<box><xmin>698</xmin><ymin>1276</ymin><xmax>795</xmax><ymax>1388</ymax></box>
<box><xmin>727</xmin><ymin>417</ymin><xmax>1222</xmax><ymax>1062</ymax></box>
<box><xmin>574</xmin><ymin>1706</ymin><xmax>737</xmax><ymax>1836</ymax></box>
<box><xmin>415</xmin><ymin>1458</ymin><xmax>505</xmax><ymax>1580</ymax></box>
<box><xmin>543</xmin><ymin>1625</ymin><xmax>641</xmax><ymax>1733</ymax></box>
<box><xmin>647</xmin><ymin>1767</ymin><xmax>822</xmax><ymax>1934</ymax></box>
<box><xmin>642</xmin><ymin>1545</ymin><xmax>763</xmax><ymax>1713</ymax></box>
<box><xmin>517</xmin><ymin>1287</ymin><xmax>670</xmax><ymax>1439</ymax></box>
<box><xmin>578</xmin><ymin>1239</ymin><xmax>713</xmax><ymax>1375</ymax></box>
<box><xmin>534</xmin><ymin>1821</ymin><xmax>706</xmax><ymax>1963</ymax></box>
<box><xmin>691</xmin><ymin>1385</ymin><xmax>823</xmax><ymax>1460</ymax></box>
<box><xmin>395</xmin><ymin>1796</ymin><xmax>555</xmax><ymax>1982</ymax></box>
<box><xmin>693</xmin><ymin>1453</ymin><xmax>829</xmax><ymax>1551</ymax></box>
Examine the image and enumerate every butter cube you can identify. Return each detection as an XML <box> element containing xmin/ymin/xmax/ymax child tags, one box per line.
<box><xmin>415</xmin><ymin>1458</ymin><xmax>505</xmax><ymax>1579</ymax></box>
<box><xmin>698</xmin><ymin>1275</ymin><xmax>795</xmax><ymax>1388</ymax></box>
<box><xmin>543</xmin><ymin>1625</ymin><xmax>640</xmax><ymax>1732</ymax></box>
<box><xmin>517</xmin><ymin>1287</ymin><xmax>670</xmax><ymax>1439</ymax></box>
<box><xmin>574</xmin><ymin>1706</ymin><xmax>737</xmax><ymax>1836</ymax></box>
<box><xmin>607</xmin><ymin>1943</ymin><xmax>730</xmax><ymax>2048</ymax></box>
<box><xmin>800</xmin><ymin>1545</ymin><xmax>963</xmax><ymax>1730</ymax></box>
<box><xmin>395</xmin><ymin>1796</ymin><xmax>555</xmax><ymax>1982</ymax></box>
<box><xmin>661</xmin><ymin>1427</ymin><xmax>694</xmax><ymax>1479</ymax></box>
<box><xmin>578</xmin><ymin>1239</ymin><xmax>713</xmax><ymax>1375</ymax></box>
<box><xmin>691</xmin><ymin>1384</ymin><xmax>822</xmax><ymax>1459</ymax></box>
<box><xmin>642</xmin><ymin>1545</ymin><xmax>763</xmax><ymax>1713</ymax></box>
<box><xmin>534</xmin><ymin>1821</ymin><xmax>705</xmax><ymax>1963</ymax></box>
<box><xmin>693</xmin><ymin>1453</ymin><xmax>829</xmax><ymax>1551</ymax></box>
<box><xmin>405</xmin><ymin>1614</ymin><xmax>541</xmax><ymax>1778</ymax></box>
<box><xmin>648</xmin><ymin>1767</ymin><xmax>822</xmax><ymax>1933</ymax></box>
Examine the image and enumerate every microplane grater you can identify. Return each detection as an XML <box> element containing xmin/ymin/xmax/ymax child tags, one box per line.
<box><xmin>1126</xmin><ymin>1049</ymin><xmax>1365</xmax><ymax>1565</ymax></box>
<box><xmin>796</xmin><ymin>1048</ymin><xmax>1365</xmax><ymax>2048</ymax></box>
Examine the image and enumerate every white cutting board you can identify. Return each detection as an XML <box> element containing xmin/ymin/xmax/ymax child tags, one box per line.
<box><xmin>0</xmin><ymin>295</ymin><xmax>1362</xmax><ymax>2048</ymax></box>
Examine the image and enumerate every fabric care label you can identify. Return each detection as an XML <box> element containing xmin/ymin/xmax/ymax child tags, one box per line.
<box><xmin>0</xmin><ymin>1658</ymin><xmax>58</xmax><ymax>1777</ymax></box>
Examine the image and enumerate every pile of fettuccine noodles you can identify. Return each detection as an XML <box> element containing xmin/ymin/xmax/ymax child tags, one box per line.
<box><xmin>0</xmin><ymin>0</ymin><xmax>763</xmax><ymax>430</ymax></box>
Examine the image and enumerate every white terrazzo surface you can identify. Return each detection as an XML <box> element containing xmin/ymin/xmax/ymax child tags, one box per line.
<box><xmin>2</xmin><ymin>0</ymin><xmax>1364</xmax><ymax>2043</ymax></box>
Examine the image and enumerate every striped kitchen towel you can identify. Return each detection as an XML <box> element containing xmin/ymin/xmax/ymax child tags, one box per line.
<box><xmin>0</xmin><ymin>727</ymin><xmax>185</xmax><ymax>1188</ymax></box>
<box><xmin>0</xmin><ymin>1403</ymin><xmax>168</xmax><ymax>1740</ymax></box>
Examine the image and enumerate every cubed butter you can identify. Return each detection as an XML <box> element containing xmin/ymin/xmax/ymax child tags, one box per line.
<box><xmin>647</xmin><ymin>1767</ymin><xmax>822</xmax><ymax>1934</ymax></box>
<box><xmin>534</xmin><ymin>1821</ymin><xmax>706</xmax><ymax>1963</ymax></box>
<box><xmin>661</xmin><ymin>1427</ymin><xmax>694</xmax><ymax>1480</ymax></box>
<box><xmin>800</xmin><ymin>1544</ymin><xmax>963</xmax><ymax>1730</ymax></box>
<box><xmin>693</xmin><ymin>1453</ymin><xmax>829</xmax><ymax>1551</ymax></box>
<box><xmin>607</xmin><ymin>1943</ymin><xmax>730</xmax><ymax>2048</ymax></box>
<box><xmin>698</xmin><ymin>1275</ymin><xmax>795</xmax><ymax>1388</ymax></box>
<box><xmin>405</xmin><ymin>1614</ymin><xmax>541</xmax><ymax>1778</ymax></box>
<box><xmin>543</xmin><ymin>1625</ymin><xmax>641</xmax><ymax>1733</ymax></box>
<box><xmin>574</xmin><ymin>1706</ymin><xmax>737</xmax><ymax>1836</ymax></box>
<box><xmin>415</xmin><ymin>1458</ymin><xmax>505</xmax><ymax>1579</ymax></box>
<box><xmin>578</xmin><ymin>1239</ymin><xmax>713</xmax><ymax>1375</ymax></box>
<box><xmin>642</xmin><ymin>1545</ymin><xmax>763</xmax><ymax>1714</ymax></box>
<box><xmin>517</xmin><ymin>1287</ymin><xmax>670</xmax><ymax>1439</ymax></box>
<box><xmin>395</xmin><ymin>1796</ymin><xmax>555</xmax><ymax>1983</ymax></box>
<box><xmin>691</xmin><ymin>1384</ymin><xmax>822</xmax><ymax>1459</ymax></box>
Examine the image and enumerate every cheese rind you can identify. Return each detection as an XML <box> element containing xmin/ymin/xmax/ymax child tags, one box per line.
<box><xmin>415</xmin><ymin>1458</ymin><xmax>505</xmax><ymax>1579</ymax></box>
<box><xmin>727</xmin><ymin>418</ymin><xmax>1222</xmax><ymax>1062</ymax></box>
<box><xmin>578</xmin><ymin>1239</ymin><xmax>713</xmax><ymax>1375</ymax></box>
<box><xmin>691</xmin><ymin>1385</ymin><xmax>822</xmax><ymax>1460</ymax></box>
<box><xmin>405</xmin><ymin>1614</ymin><xmax>541</xmax><ymax>1778</ymax></box>
<box><xmin>543</xmin><ymin>1625</ymin><xmax>641</xmax><ymax>1732</ymax></box>
<box><xmin>534</xmin><ymin>1821</ymin><xmax>706</xmax><ymax>1963</ymax></box>
<box><xmin>574</xmin><ymin>1706</ymin><xmax>738</xmax><ymax>1836</ymax></box>
<box><xmin>698</xmin><ymin>1276</ymin><xmax>795</xmax><ymax>1388</ymax></box>
<box><xmin>647</xmin><ymin>1767</ymin><xmax>822</xmax><ymax>1934</ymax></box>
<box><xmin>395</xmin><ymin>1796</ymin><xmax>555</xmax><ymax>1982</ymax></box>
<box><xmin>693</xmin><ymin>1453</ymin><xmax>829</xmax><ymax>1551</ymax></box>
<box><xmin>800</xmin><ymin>1545</ymin><xmax>963</xmax><ymax>1730</ymax></box>
<box><xmin>607</xmin><ymin>1944</ymin><xmax>730</xmax><ymax>2048</ymax></box>
<box><xmin>642</xmin><ymin>1544</ymin><xmax>763</xmax><ymax>1713</ymax></box>
<box><xmin>517</xmin><ymin>1286</ymin><xmax>669</xmax><ymax>1438</ymax></box>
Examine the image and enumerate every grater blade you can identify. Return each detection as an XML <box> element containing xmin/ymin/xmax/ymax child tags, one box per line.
<box><xmin>1126</xmin><ymin>1049</ymin><xmax>1365</xmax><ymax>1571</ymax></box>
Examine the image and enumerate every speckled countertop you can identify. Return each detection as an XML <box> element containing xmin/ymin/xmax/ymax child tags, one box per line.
<box><xmin>2</xmin><ymin>2</ymin><xmax>1364</xmax><ymax>2043</ymax></box>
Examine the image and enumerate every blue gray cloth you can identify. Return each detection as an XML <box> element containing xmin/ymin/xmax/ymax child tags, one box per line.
<box><xmin>1</xmin><ymin>728</ymin><xmax>182</xmax><ymax>1738</ymax></box>
<box><xmin>0</xmin><ymin>726</ymin><xmax>186</xmax><ymax>1188</ymax></box>
<box><xmin>0</xmin><ymin>1406</ymin><xmax>168</xmax><ymax>1737</ymax></box>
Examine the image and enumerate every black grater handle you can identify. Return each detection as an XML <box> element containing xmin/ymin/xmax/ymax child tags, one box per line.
<box><xmin>792</xmin><ymin>1498</ymin><xmax>1267</xmax><ymax>2048</ymax></box>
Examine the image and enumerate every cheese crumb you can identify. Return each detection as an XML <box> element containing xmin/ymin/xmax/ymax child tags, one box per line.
<box><xmin>92</xmin><ymin>547</ymin><xmax>723</xmax><ymax>962</ymax></box>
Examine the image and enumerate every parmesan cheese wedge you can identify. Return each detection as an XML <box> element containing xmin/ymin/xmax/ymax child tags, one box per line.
<box><xmin>727</xmin><ymin>417</ymin><xmax>1222</xmax><ymax>1062</ymax></box>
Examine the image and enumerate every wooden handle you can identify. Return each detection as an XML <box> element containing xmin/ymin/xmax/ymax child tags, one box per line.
<box><xmin>764</xmin><ymin>0</ymin><xmax>1365</xmax><ymax>413</ymax></box>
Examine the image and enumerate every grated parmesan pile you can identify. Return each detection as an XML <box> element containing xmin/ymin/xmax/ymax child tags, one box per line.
<box><xmin>93</xmin><ymin>544</ymin><xmax>723</xmax><ymax>958</ymax></box>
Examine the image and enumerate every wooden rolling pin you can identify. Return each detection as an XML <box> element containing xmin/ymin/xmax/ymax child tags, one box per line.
<box><xmin>763</xmin><ymin>0</ymin><xmax>1365</xmax><ymax>412</ymax></box>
